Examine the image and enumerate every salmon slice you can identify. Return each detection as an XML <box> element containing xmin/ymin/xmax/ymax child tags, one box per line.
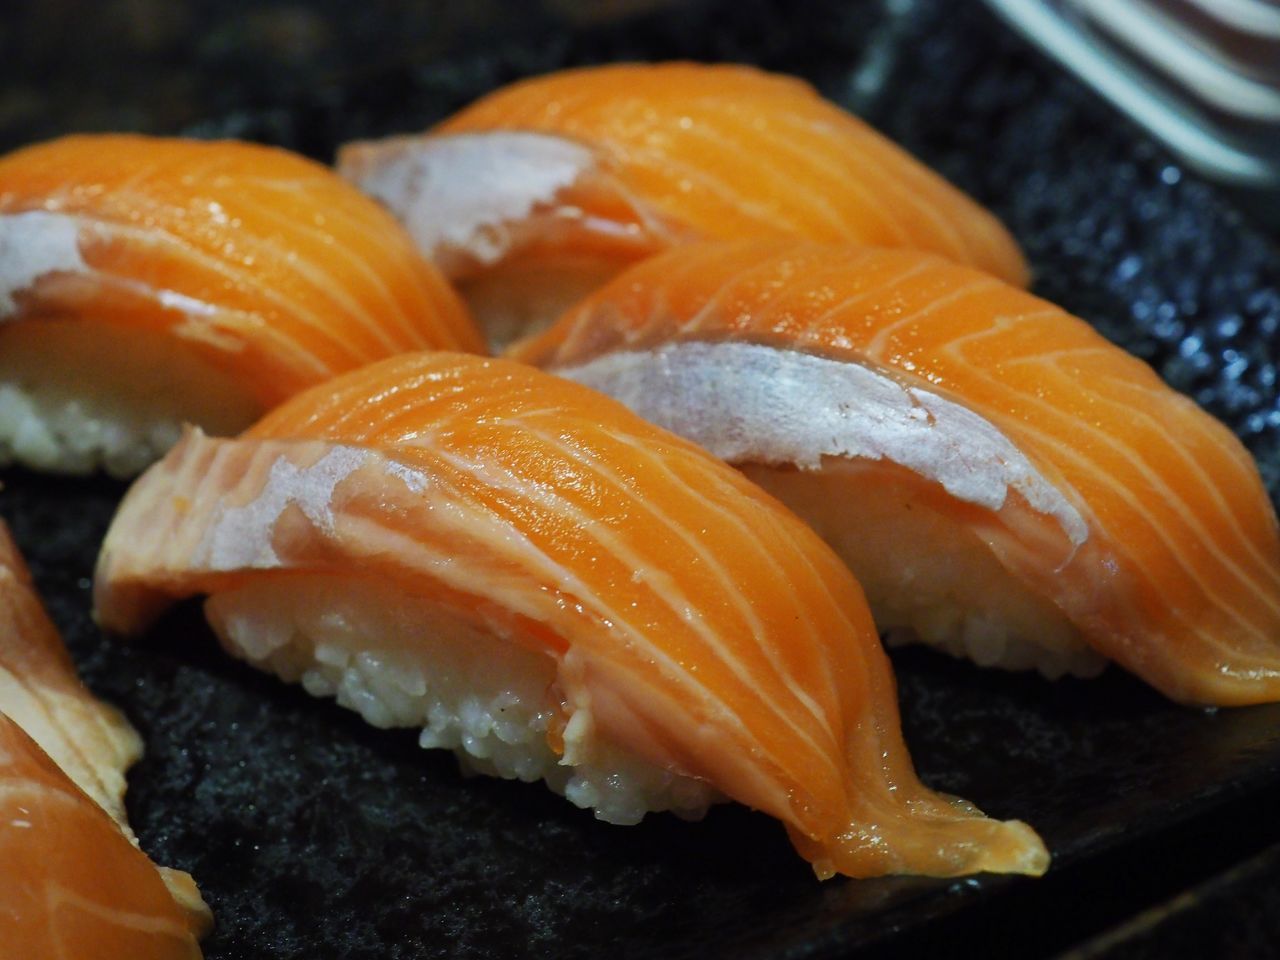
<box><xmin>0</xmin><ymin>522</ymin><xmax>211</xmax><ymax>954</ymax></box>
<box><xmin>338</xmin><ymin>62</ymin><xmax>1028</xmax><ymax>347</ymax></box>
<box><xmin>94</xmin><ymin>352</ymin><xmax>1048</xmax><ymax>880</ymax></box>
<box><xmin>0</xmin><ymin>522</ymin><xmax>140</xmax><ymax>830</ymax></box>
<box><xmin>0</xmin><ymin>134</ymin><xmax>484</xmax><ymax>476</ymax></box>
<box><xmin>0</xmin><ymin>715</ymin><xmax>209</xmax><ymax>960</ymax></box>
<box><xmin>511</xmin><ymin>241</ymin><xmax>1280</xmax><ymax>706</ymax></box>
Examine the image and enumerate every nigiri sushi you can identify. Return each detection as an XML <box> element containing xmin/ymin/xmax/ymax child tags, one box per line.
<box><xmin>337</xmin><ymin>62</ymin><xmax>1028</xmax><ymax>348</ymax></box>
<box><xmin>94</xmin><ymin>352</ymin><xmax>1048</xmax><ymax>880</ymax></box>
<box><xmin>0</xmin><ymin>522</ymin><xmax>210</xmax><ymax>956</ymax></box>
<box><xmin>510</xmin><ymin>241</ymin><xmax>1280</xmax><ymax>706</ymax></box>
<box><xmin>0</xmin><ymin>134</ymin><xmax>484</xmax><ymax>477</ymax></box>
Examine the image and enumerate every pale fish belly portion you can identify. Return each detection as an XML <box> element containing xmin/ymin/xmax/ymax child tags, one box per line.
<box><xmin>0</xmin><ymin>210</ymin><xmax>87</xmax><ymax>313</ymax></box>
<box><xmin>342</xmin><ymin>132</ymin><xmax>604</xmax><ymax>272</ymax></box>
<box><xmin>0</xmin><ymin>210</ymin><xmax>260</xmax><ymax>476</ymax></box>
<box><xmin>340</xmin><ymin>131</ymin><xmax>672</xmax><ymax>349</ymax></box>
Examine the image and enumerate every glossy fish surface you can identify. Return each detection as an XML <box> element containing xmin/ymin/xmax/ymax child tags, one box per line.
<box><xmin>513</xmin><ymin>241</ymin><xmax>1280</xmax><ymax>706</ymax></box>
<box><xmin>94</xmin><ymin>352</ymin><xmax>1048</xmax><ymax>880</ymax></box>
<box><xmin>339</xmin><ymin>63</ymin><xmax>1027</xmax><ymax>346</ymax></box>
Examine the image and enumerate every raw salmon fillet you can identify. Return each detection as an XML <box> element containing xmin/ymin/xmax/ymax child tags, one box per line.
<box><xmin>512</xmin><ymin>241</ymin><xmax>1280</xmax><ymax>706</ymax></box>
<box><xmin>0</xmin><ymin>522</ymin><xmax>210</xmax><ymax>956</ymax></box>
<box><xmin>339</xmin><ymin>62</ymin><xmax>1027</xmax><ymax>346</ymax></box>
<box><xmin>94</xmin><ymin>352</ymin><xmax>1048</xmax><ymax>880</ymax></box>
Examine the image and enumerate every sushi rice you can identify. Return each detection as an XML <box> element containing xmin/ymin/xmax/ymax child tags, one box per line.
<box><xmin>746</xmin><ymin>460</ymin><xmax>1106</xmax><ymax>681</ymax></box>
<box><xmin>207</xmin><ymin>576</ymin><xmax>722</xmax><ymax>825</ymax></box>
<box><xmin>0</xmin><ymin>319</ymin><xmax>260</xmax><ymax>478</ymax></box>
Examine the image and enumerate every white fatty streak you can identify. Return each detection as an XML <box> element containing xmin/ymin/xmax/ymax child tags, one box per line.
<box><xmin>342</xmin><ymin>132</ymin><xmax>598</xmax><ymax>266</ymax></box>
<box><xmin>195</xmin><ymin>445</ymin><xmax>396</xmax><ymax>569</ymax></box>
<box><xmin>694</xmin><ymin>104</ymin><xmax>908</xmax><ymax>239</ymax></box>
<box><xmin>6</xmin><ymin>210</ymin><xmax>246</xmax><ymax>343</ymax></box>
<box><xmin>775</xmin><ymin>108</ymin><xmax>972</xmax><ymax>259</ymax></box>
<box><xmin>0</xmin><ymin>212</ymin><xmax>89</xmax><ymax>315</ymax></box>
<box><xmin>97</xmin><ymin>220</ymin><xmax>353</xmax><ymax>368</ymax></box>
<box><xmin>177</xmin><ymin>439</ymin><xmax>635</xmax><ymax>648</ymax></box>
<box><xmin>424</xmin><ymin>446</ymin><xmax>757</xmax><ymax>682</ymax></box>
<box><xmin>559</xmin><ymin>341</ymin><xmax>1089</xmax><ymax>547</ymax></box>
<box><xmin>941</xmin><ymin>337</ymin><xmax>1280</xmax><ymax>632</ymax></box>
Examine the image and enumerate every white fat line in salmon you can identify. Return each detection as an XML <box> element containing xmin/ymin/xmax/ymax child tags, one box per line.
<box><xmin>557</xmin><ymin>340</ymin><xmax>1090</xmax><ymax>547</ymax></box>
<box><xmin>196</xmin><ymin>445</ymin><xmax>391</xmax><ymax>569</ymax></box>
<box><xmin>0</xmin><ymin>212</ymin><xmax>88</xmax><ymax>315</ymax></box>
<box><xmin>344</xmin><ymin>132</ymin><xmax>599</xmax><ymax>266</ymax></box>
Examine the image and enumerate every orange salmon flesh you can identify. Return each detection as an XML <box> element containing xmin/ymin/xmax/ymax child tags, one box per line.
<box><xmin>95</xmin><ymin>352</ymin><xmax>1048</xmax><ymax>880</ymax></box>
<box><xmin>512</xmin><ymin>240</ymin><xmax>1280</xmax><ymax>706</ymax></box>
<box><xmin>0</xmin><ymin>134</ymin><xmax>484</xmax><ymax>410</ymax></box>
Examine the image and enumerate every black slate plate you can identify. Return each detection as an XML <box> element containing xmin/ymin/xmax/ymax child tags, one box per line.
<box><xmin>4</xmin><ymin>1</ymin><xmax>1280</xmax><ymax>958</ymax></box>
<box><xmin>1056</xmin><ymin>838</ymin><xmax>1280</xmax><ymax>960</ymax></box>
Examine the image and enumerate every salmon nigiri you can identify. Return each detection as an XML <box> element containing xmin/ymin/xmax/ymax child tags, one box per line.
<box><xmin>511</xmin><ymin>241</ymin><xmax>1280</xmax><ymax>707</ymax></box>
<box><xmin>338</xmin><ymin>63</ymin><xmax>1028</xmax><ymax>348</ymax></box>
<box><xmin>0</xmin><ymin>522</ymin><xmax>210</xmax><ymax>956</ymax></box>
<box><xmin>0</xmin><ymin>134</ymin><xmax>484</xmax><ymax>477</ymax></box>
<box><xmin>94</xmin><ymin>352</ymin><xmax>1047</xmax><ymax>880</ymax></box>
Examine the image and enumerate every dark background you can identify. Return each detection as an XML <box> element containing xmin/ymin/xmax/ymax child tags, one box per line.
<box><xmin>3</xmin><ymin>0</ymin><xmax>1280</xmax><ymax>957</ymax></box>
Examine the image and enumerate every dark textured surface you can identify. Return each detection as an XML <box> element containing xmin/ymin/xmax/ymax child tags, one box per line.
<box><xmin>1057</xmin><ymin>840</ymin><xmax>1280</xmax><ymax>960</ymax></box>
<box><xmin>4</xmin><ymin>0</ymin><xmax>1280</xmax><ymax>958</ymax></box>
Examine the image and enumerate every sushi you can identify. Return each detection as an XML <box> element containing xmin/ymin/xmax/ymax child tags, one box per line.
<box><xmin>338</xmin><ymin>62</ymin><xmax>1028</xmax><ymax>348</ymax></box>
<box><xmin>510</xmin><ymin>241</ymin><xmax>1280</xmax><ymax>707</ymax></box>
<box><xmin>0</xmin><ymin>134</ymin><xmax>484</xmax><ymax>478</ymax></box>
<box><xmin>94</xmin><ymin>352</ymin><xmax>1048</xmax><ymax>880</ymax></box>
<box><xmin>0</xmin><ymin>522</ymin><xmax>210</xmax><ymax>957</ymax></box>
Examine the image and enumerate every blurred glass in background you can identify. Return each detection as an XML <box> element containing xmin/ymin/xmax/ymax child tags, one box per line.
<box><xmin>986</xmin><ymin>0</ymin><xmax>1280</xmax><ymax>225</ymax></box>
